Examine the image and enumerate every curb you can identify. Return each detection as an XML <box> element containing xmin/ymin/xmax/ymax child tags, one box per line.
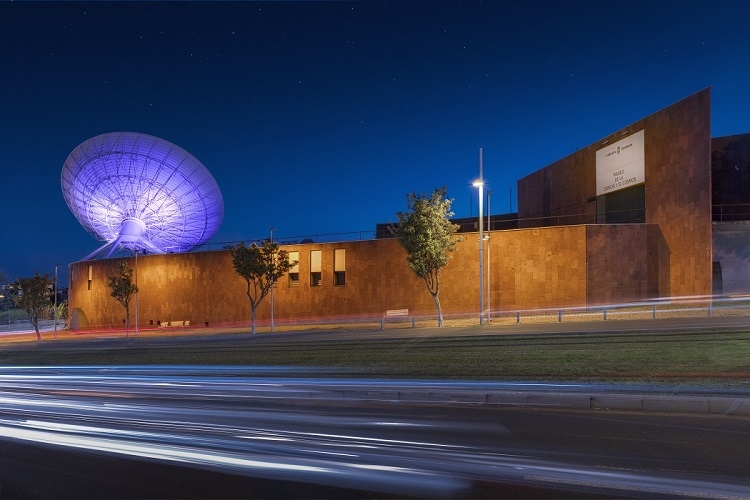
<box><xmin>296</xmin><ymin>386</ymin><xmax>750</xmax><ymax>416</ymax></box>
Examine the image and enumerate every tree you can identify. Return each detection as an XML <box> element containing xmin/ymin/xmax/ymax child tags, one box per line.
<box><xmin>9</xmin><ymin>272</ymin><xmax>53</xmax><ymax>340</ymax></box>
<box><xmin>389</xmin><ymin>187</ymin><xmax>461</xmax><ymax>327</ymax></box>
<box><xmin>231</xmin><ymin>241</ymin><xmax>296</xmax><ymax>335</ymax></box>
<box><xmin>107</xmin><ymin>261</ymin><xmax>138</xmax><ymax>334</ymax></box>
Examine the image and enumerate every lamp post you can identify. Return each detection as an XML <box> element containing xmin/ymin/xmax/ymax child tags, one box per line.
<box><xmin>270</xmin><ymin>227</ymin><xmax>277</xmax><ymax>333</ymax></box>
<box><xmin>134</xmin><ymin>249</ymin><xmax>139</xmax><ymax>338</ymax></box>
<box><xmin>54</xmin><ymin>264</ymin><xmax>58</xmax><ymax>338</ymax></box>
<box><xmin>472</xmin><ymin>148</ymin><xmax>485</xmax><ymax>326</ymax></box>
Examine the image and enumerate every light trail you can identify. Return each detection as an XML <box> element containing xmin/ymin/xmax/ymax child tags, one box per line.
<box><xmin>0</xmin><ymin>366</ymin><xmax>748</xmax><ymax>498</ymax></box>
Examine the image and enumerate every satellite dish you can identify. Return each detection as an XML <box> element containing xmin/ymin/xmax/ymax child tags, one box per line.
<box><xmin>61</xmin><ymin>132</ymin><xmax>224</xmax><ymax>260</ymax></box>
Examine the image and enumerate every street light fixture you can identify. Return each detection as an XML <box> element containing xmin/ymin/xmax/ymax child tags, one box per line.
<box><xmin>473</xmin><ymin>148</ymin><xmax>485</xmax><ymax>326</ymax></box>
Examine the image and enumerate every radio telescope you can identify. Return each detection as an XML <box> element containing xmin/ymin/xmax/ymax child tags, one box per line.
<box><xmin>62</xmin><ymin>132</ymin><xmax>224</xmax><ymax>260</ymax></box>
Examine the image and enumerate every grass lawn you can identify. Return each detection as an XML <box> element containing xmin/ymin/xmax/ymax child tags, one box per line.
<box><xmin>2</xmin><ymin>327</ymin><xmax>750</xmax><ymax>385</ymax></box>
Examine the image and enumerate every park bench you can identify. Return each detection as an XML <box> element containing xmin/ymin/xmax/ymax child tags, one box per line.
<box><xmin>159</xmin><ymin>320</ymin><xmax>190</xmax><ymax>327</ymax></box>
<box><xmin>381</xmin><ymin>309</ymin><xmax>413</xmax><ymax>329</ymax></box>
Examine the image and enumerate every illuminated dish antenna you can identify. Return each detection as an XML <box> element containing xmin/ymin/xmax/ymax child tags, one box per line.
<box><xmin>61</xmin><ymin>132</ymin><xmax>224</xmax><ymax>260</ymax></box>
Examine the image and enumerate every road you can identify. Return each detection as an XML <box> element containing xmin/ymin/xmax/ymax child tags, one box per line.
<box><xmin>0</xmin><ymin>366</ymin><xmax>749</xmax><ymax>498</ymax></box>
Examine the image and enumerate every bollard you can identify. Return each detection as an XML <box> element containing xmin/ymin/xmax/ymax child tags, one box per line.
<box><xmin>516</xmin><ymin>311</ymin><xmax>520</xmax><ymax>324</ymax></box>
<box><xmin>708</xmin><ymin>302</ymin><xmax>713</xmax><ymax>317</ymax></box>
<box><xmin>411</xmin><ymin>317</ymin><xmax>415</xmax><ymax>328</ymax></box>
<box><xmin>603</xmin><ymin>308</ymin><xmax>607</xmax><ymax>321</ymax></box>
<box><xmin>380</xmin><ymin>317</ymin><xmax>385</xmax><ymax>330</ymax></box>
<box><xmin>653</xmin><ymin>305</ymin><xmax>657</xmax><ymax>319</ymax></box>
<box><xmin>558</xmin><ymin>309</ymin><xmax>562</xmax><ymax>322</ymax></box>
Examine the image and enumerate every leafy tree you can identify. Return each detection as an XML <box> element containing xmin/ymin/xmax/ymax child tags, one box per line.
<box><xmin>389</xmin><ymin>187</ymin><xmax>461</xmax><ymax>326</ymax></box>
<box><xmin>9</xmin><ymin>272</ymin><xmax>53</xmax><ymax>340</ymax></box>
<box><xmin>231</xmin><ymin>241</ymin><xmax>296</xmax><ymax>335</ymax></box>
<box><xmin>107</xmin><ymin>261</ymin><xmax>138</xmax><ymax>334</ymax></box>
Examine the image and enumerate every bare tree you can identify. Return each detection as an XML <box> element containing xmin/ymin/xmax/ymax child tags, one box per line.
<box><xmin>389</xmin><ymin>187</ymin><xmax>461</xmax><ymax>326</ymax></box>
<box><xmin>107</xmin><ymin>261</ymin><xmax>138</xmax><ymax>334</ymax></box>
<box><xmin>9</xmin><ymin>272</ymin><xmax>53</xmax><ymax>340</ymax></box>
<box><xmin>231</xmin><ymin>241</ymin><xmax>296</xmax><ymax>334</ymax></box>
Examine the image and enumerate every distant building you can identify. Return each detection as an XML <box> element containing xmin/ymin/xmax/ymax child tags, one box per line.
<box><xmin>68</xmin><ymin>88</ymin><xmax>750</xmax><ymax>330</ymax></box>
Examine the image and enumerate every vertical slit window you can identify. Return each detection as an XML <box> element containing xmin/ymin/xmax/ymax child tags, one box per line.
<box><xmin>334</xmin><ymin>248</ymin><xmax>346</xmax><ymax>286</ymax></box>
<box><xmin>310</xmin><ymin>250</ymin><xmax>322</xmax><ymax>286</ymax></box>
<box><xmin>288</xmin><ymin>251</ymin><xmax>299</xmax><ymax>287</ymax></box>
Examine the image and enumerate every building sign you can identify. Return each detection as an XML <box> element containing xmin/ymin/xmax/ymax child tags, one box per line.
<box><xmin>596</xmin><ymin>129</ymin><xmax>645</xmax><ymax>196</ymax></box>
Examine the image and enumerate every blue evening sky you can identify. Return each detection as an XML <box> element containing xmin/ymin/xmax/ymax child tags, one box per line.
<box><xmin>1</xmin><ymin>1</ymin><xmax>749</xmax><ymax>285</ymax></box>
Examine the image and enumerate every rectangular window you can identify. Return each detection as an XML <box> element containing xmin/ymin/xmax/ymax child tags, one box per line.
<box><xmin>597</xmin><ymin>183</ymin><xmax>646</xmax><ymax>224</ymax></box>
<box><xmin>334</xmin><ymin>248</ymin><xmax>346</xmax><ymax>286</ymax></box>
<box><xmin>288</xmin><ymin>251</ymin><xmax>299</xmax><ymax>287</ymax></box>
<box><xmin>310</xmin><ymin>250</ymin><xmax>322</xmax><ymax>286</ymax></box>
<box><xmin>88</xmin><ymin>265</ymin><xmax>92</xmax><ymax>291</ymax></box>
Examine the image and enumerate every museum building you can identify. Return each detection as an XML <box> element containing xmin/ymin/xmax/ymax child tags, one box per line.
<box><xmin>68</xmin><ymin>88</ymin><xmax>750</xmax><ymax>330</ymax></box>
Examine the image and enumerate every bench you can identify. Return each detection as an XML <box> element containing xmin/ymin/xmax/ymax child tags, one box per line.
<box><xmin>384</xmin><ymin>309</ymin><xmax>409</xmax><ymax>318</ymax></box>
<box><xmin>381</xmin><ymin>309</ymin><xmax>413</xmax><ymax>330</ymax></box>
<box><xmin>159</xmin><ymin>320</ymin><xmax>190</xmax><ymax>327</ymax></box>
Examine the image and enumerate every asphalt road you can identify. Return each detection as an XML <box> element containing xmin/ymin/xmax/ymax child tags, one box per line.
<box><xmin>0</xmin><ymin>366</ymin><xmax>749</xmax><ymax>499</ymax></box>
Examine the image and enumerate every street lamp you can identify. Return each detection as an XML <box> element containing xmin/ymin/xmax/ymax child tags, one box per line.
<box><xmin>270</xmin><ymin>227</ymin><xmax>277</xmax><ymax>333</ymax></box>
<box><xmin>473</xmin><ymin>148</ymin><xmax>485</xmax><ymax>326</ymax></box>
<box><xmin>54</xmin><ymin>264</ymin><xmax>58</xmax><ymax>338</ymax></box>
<box><xmin>134</xmin><ymin>249</ymin><xmax>139</xmax><ymax>338</ymax></box>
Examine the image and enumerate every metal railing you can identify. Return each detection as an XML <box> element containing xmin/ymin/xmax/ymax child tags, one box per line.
<box><xmin>5</xmin><ymin>294</ymin><xmax>746</xmax><ymax>340</ymax></box>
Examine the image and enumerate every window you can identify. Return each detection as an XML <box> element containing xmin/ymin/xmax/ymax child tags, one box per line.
<box><xmin>597</xmin><ymin>183</ymin><xmax>645</xmax><ymax>224</ymax></box>
<box><xmin>288</xmin><ymin>251</ymin><xmax>299</xmax><ymax>287</ymax></box>
<box><xmin>88</xmin><ymin>265</ymin><xmax>93</xmax><ymax>291</ymax></box>
<box><xmin>310</xmin><ymin>250</ymin><xmax>322</xmax><ymax>286</ymax></box>
<box><xmin>334</xmin><ymin>248</ymin><xmax>346</xmax><ymax>286</ymax></box>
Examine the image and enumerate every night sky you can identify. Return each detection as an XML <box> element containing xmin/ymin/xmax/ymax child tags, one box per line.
<box><xmin>1</xmin><ymin>1</ymin><xmax>749</xmax><ymax>286</ymax></box>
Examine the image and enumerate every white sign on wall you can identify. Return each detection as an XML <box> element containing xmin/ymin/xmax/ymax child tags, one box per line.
<box><xmin>595</xmin><ymin>129</ymin><xmax>645</xmax><ymax>196</ymax></box>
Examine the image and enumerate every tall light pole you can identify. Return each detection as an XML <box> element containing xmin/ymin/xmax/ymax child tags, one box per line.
<box><xmin>472</xmin><ymin>148</ymin><xmax>485</xmax><ymax>326</ymax></box>
<box><xmin>134</xmin><ymin>250</ymin><xmax>139</xmax><ymax>338</ymax></box>
<box><xmin>270</xmin><ymin>227</ymin><xmax>277</xmax><ymax>333</ymax></box>
<box><xmin>54</xmin><ymin>264</ymin><xmax>58</xmax><ymax>338</ymax></box>
<box><xmin>486</xmin><ymin>190</ymin><xmax>492</xmax><ymax>323</ymax></box>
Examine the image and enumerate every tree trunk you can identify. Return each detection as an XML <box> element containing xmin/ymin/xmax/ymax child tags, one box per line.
<box><xmin>432</xmin><ymin>292</ymin><xmax>443</xmax><ymax>327</ymax></box>
<box><xmin>125</xmin><ymin>305</ymin><xmax>130</xmax><ymax>338</ymax></box>
<box><xmin>33</xmin><ymin>319</ymin><xmax>40</xmax><ymax>341</ymax></box>
<box><xmin>251</xmin><ymin>305</ymin><xmax>257</xmax><ymax>335</ymax></box>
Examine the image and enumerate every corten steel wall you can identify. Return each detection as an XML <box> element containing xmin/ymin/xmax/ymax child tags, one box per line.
<box><xmin>489</xmin><ymin>225</ymin><xmax>587</xmax><ymax>310</ymax></box>
<box><xmin>69</xmin><ymin>225</ymin><xmax>599</xmax><ymax>330</ymax></box>
<box><xmin>584</xmin><ymin>224</ymin><xmax>662</xmax><ymax>305</ymax></box>
<box><xmin>517</xmin><ymin>155</ymin><xmax>597</xmax><ymax>227</ymax></box>
<box><xmin>69</xmin><ymin>240</ymin><xmax>462</xmax><ymax>330</ymax></box>
<box><xmin>517</xmin><ymin>89</ymin><xmax>712</xmax><ymax>298</ymax></box>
